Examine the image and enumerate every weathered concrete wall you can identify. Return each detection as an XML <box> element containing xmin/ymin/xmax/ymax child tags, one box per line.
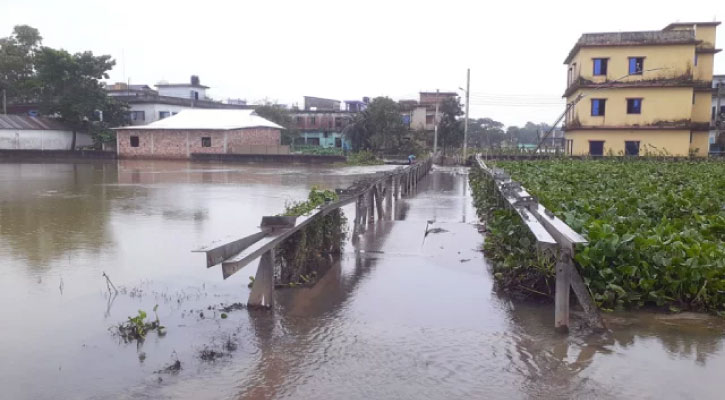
<box><xmin>0</xmin><ymin>129</ymin><xmax>93</xmax><ymax>150</ymax></box>
<box><xmin>117</xmin><ymin>128</ymin><xmax>282</xmax><ymax>159</ymax></box>
<box><xmin>191</xmin><ymin>153</ymin><xmax>345</xmax><ymax>164</ymax></box>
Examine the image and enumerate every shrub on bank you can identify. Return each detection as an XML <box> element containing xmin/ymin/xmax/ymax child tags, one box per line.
<box><xmin>471</xmin><ymin>159</ymin><xmax>725</xmax><ymax>313</ymax></box>
<box><xmin>346</xmin><ymin>151</ymin><xmax>384</xmax><ymax>166</ymax></box>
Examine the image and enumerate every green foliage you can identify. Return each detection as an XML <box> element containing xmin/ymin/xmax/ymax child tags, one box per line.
<box><xmin>0</xmin><ymin>25</ymin><xmax>128</xmax><ymax>147</ymax></box>
<box><xmin>469</xmin><ymin>167</ymin><xmax>556</xmax><ymax>297</ymax></box>
<box><xmin>0</xmin><ymin>25</ymin><xmax>42</xmax><ymax>103</ymax></box>
<box><xmin>438</xmin><ymin>97</ymin><xmax>464</xmax><ymax>152</ymax></box>
<box><xmin>344</xmin><ymin>97</ymin><xmax>406</xmax><ymax>152</ymax></box>
<box><xmin>346</xmin><ymin>150</ymin><xmax>384</xmax><ymax>166</ymax></box>
<box><xmin>116</xmin><ymin>305</ymin><xmax>165</xmax><ymax>342</ymax></box>
<box><xmin>276</xmin><ymin>188</ymin><xmax>347</xmax><ymax>285</ymax></box>
<box><xmin>490</xmin><ymin>159</ymin><xmax>725</xmax><ymax>312</ymax></box>
<box><xmin>467</xmin><ymin>117</ymin><xmax>506</xmax><ymax>148</ymax></box>
<box><xmin>254</xmin><ymin>103</ymin><xmax>299</xmax><ymax>145</ymax></box>
<box><xmin>293</xmin><ymin>145</ymin><xmax>343</xmax><ymax>156</ymax></box>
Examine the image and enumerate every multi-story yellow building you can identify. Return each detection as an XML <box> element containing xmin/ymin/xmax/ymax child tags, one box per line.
<box><xmin>563</xmin><ymin>22</ymin><xmax>720</xmax><ymax>157</ymax></box>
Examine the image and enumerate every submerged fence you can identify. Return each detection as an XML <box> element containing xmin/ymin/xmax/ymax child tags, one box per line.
<box><xmin>193</xmin><ymin>158</ymin><xmax>433</xmax><ymax>308</ymax></box>
<box><xmin>474</xmin><ymin>154</ymin><xmax>605</xmax><ymax>332</ymax></box>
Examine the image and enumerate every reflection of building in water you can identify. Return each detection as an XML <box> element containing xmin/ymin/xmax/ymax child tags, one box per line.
<box><xmin>116</xmin><ymin>160</ymin><xmax>286</xmax><ymax>186</ymax></box>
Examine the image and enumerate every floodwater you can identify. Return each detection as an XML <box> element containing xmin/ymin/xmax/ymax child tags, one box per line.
<box><xmin>1</xmin><ymin>161</ymin><xmax>724</xmax><ymax>400</ymax></box>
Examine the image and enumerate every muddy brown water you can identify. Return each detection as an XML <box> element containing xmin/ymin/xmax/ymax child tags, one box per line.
<box><xmin>0</xmin><ymin>161</ymin><xmax>723</xmax><ymax>400</ymax></box>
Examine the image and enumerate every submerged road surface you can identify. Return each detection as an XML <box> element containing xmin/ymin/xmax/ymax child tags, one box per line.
<box><xmin>1</xmin><ymin>162</ymin><xmax>724</xmax><ymax>399</ymax></box>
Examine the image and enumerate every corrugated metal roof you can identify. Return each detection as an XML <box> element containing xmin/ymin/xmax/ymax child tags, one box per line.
<box><xmin>0</xmin><ymin>115</ymin><xmax>70</xmax><ymax>131</ymax></box>
<box><xmin>114</xmin><ymin>109</ymin><xmax>284</xmax><ymax>130</ymax></box>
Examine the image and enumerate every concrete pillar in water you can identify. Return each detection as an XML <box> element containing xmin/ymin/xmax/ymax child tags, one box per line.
<box><xmin>375</xmin><ymin>184</ymin><xmax>385</xmax><ymax>220</ymax></box>
<box><xmin>367</xmin><ymin>188</ymin><xmax>375</xmax><ymax>224</ymax></box>
<box><xmin>248</xmin><ymin>249</ymin><xmax>275</xmax><ymax>308</ymax></box>
<box><xmin>554</xmin><ymin>248</ymin><xmax>571</xmax><ymax>332</ymax></box>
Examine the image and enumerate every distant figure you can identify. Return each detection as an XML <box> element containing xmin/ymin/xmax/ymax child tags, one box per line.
<box><xmin>408</xmin><ymin>154</ymin><xmax>416</xmax><ymax>165</ymax></box>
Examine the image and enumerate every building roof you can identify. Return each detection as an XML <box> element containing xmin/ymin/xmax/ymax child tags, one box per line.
<box><xmin>663</xmin><ymin>21</ymin><xmax>721</xmax><ymax>30</ymax></box>
<box><xmin>420</xmin><ymin>91</ymin><xmax>458</xmax><ymax>96</ymax></box>
<box><xmin>155</xmin><ymin>83</ymin><xmax>210</xmax><ymax>89</ymax></box>
<box><xmin>564</xmin><ymin>29</ymin><xmax>699</xmax><ymax>64</ymax></box>
<box><xmin>0</xmin><ymin>115</ymin><xmax>69</xmax><ymax>131</ymax></box>
<box><xmin>114</xmin><ymin>109</ymin><xmax>284</xmax><ymax>130</ymax></box>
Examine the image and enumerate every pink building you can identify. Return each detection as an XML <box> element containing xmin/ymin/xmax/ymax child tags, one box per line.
<box><xmin>114</xmin><ymin>109</ymin><xmax>285</xmax><ymax>159</ymax></box>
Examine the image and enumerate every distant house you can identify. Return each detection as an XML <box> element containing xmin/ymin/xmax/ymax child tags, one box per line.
<box><xmin>400</xmin><ymin>92</ymin><xmax>459</xmax><ymax>132</ymax></box>
<box><xmin>106</xmin><ymin>75</ymin><xmax>251</xmax><ymax>126</ymax></box>
<box><xmin>0</xmin><ymin>115</ymin><xmax>93</xmax><ymax>150</ymax></box>
<box><xmin>710</xmin><ymin>74</ymin><xmax>725</xmax><ymax>154</ymax></box>
<box><xmin>303</xmin><ymin>96</ymin><xmax>341</xmax><ymax>111</ymax></box>
<box><xmin>289</xmin><ymin>96</ymin><xmax>368</xmax><ymax>149</ymax></box>
<box><xmin>114</xmin><ymin>109</ymin><xmax>285</xmax><ymax>159</ymax></box>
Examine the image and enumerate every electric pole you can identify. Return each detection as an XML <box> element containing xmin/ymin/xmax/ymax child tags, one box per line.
<box><xmin>433</xmin><ymin>89</ymin><xmax>439</xmax><ymax>155</ymax></box>
<box><xmin>463</xmin><ymin>68</ymin><xmax>470</xmax><ymax>160</ymax></box>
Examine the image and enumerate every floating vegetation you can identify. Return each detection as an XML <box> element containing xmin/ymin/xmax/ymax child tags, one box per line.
<box><xmin>469</xmin><ymin>167</ymin><xmax>556</xmax><ymax>299</ymax></box>
<box><xmin>115</xmin><ymin>305</ymin><xmax>165</xmax><ymax>343</ymax></box>
<box><xmin>472</xmin><ymin>159</ymin><xmax>725</xmax><ymax>312</ymax></box>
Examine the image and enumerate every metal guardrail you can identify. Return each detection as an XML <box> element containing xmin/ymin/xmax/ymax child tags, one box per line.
<box><xmin>193</xmin><ymin>158</ymin><xmax>433</xmax><ymax>308</ymax></box>
<box><xmin>474</xmin><ymin>154</ymin><xmax>605</xmax><ymax>332</ymax></box>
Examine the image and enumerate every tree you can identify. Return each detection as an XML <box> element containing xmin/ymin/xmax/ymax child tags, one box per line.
<box><xmin>437</xmin><ymin>97</ymin><xmax>463</xmax><ymax>153</ymax></box>
<box><xmin>35</xmin><ymin>47</ymin><xmax>127</xmax><ymax>149</ymax></box>
<box><xmin>506</xmin><ymin>121</ymin><xmax>552</xmax><ymax>146</ymax></box>
<box><xmin>253</xmin><ymin>103</ymin><xmax>299</xmax><ymax>145</ymax></box>
<box><xmin>0</xmin><ymin>25</ymin><xmax>42</xmax><ymax>104</ymax></box>
<box><xmin>344</xmin><ymin>97</ymin><xmax>406</xmax><ymax>152</ymax></box>
<box><xmin>468</xmin><ymin>117</ymin><xmax>506</xmax><ymax>148</ymax></box>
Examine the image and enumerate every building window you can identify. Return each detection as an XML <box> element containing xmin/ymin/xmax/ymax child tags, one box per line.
<box><xmin>589</xmin><ymin>140</ymin><xmax>604</xmax><ymax>156</ymax></box>
<box><xmin>335</xmin><ymin>138</ymin><xmax>342</xmax><ymax>148</ymax></box>
<box><xmin>201</xmin><ymin>137</ymin><xmax>211</xmax><ymax>147</ymax></box>
<box><xmin>628</xmin><ymin>57</ymin><xmax>644</xmax><ymax>75</ymax></box>
<box><xmin>296</xmin><ymin>116</ymin><xmax>304</xmax><ymax>125</ymax></box>
<box><xmin>159</xmin><ymin>111</ymin><xmax>170</xmax><ymax>119</ymax></box>
<box><xmin>310</xmin><ymin>116</ymin><xmax>316</xmax><ymax>126</ymax></box>
<box><xmin>426</xmin><ymin>115</ymin><xmax>434</xmax><ymax>124</ymax></box>
<box><xmin>335</xmin><ymin>118</ymin><xmax>342</xmax><ymax>128</ymax></box>
<box><xmin>694</xmin><ymin>54</ymin><xmax>698</xmax><ymax>66</ymax></box>
<box><xmin>565</xmin><ymin>139</ymin><xmax>573</xmax><ymax>155</ymax></box>
<box><xmin>128</xmin><ymin>111</ymin><xmax>145</xmax><ymax>121</ymax></box>
<box><xmin>593</xmin><ymin>58</ymin><xmax>608</xmax><ymax>76</ymax></box>
<box><xmin>130</xmin><ymin>136</ymin><xmax>140</xmax><ymax>147</ymax></box>
<box><xmin>627</xmin><ymin>98</ymin><xmax>642</xmax><ymax>114</ymax></box>
<box><xmin>591</xmin><ymin>99</ymin><xmax>606</xmax><ymax>116</ymax></box>
<box><xmin>690</xmin><ymin>132</ymin><xmax>693</xmax><ymax>143</ymax></box>
<box><xmin>692</xmin><ymin>93</ymin><xmax>696</xmax><ymax>104</ymax></box>
<box><xmin>625</xmin><ymin>141</ymin><xmax>640</xmax><ymax>156</ymax></box>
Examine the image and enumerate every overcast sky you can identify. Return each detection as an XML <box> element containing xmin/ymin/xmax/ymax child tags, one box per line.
<box><xmin>1</xmin><ymin>0</ymin><xmax>723</xmax><ymax>127</ymax></box>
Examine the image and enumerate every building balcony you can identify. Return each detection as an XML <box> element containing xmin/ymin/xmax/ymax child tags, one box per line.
<box><xmin>563</xmin><ymin>75</ymin><xmax>712</xmax><ymax>98</ymax></box>
<box><xmin>564</xmin><ymin>118</ymin><xmax>712</xmax><ymax>131</ymax></box>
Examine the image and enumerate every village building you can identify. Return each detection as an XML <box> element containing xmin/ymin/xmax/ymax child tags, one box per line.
<box><xmin>289</xmin><ymin>96</ymin><xmax>367</xmax><ymax>149</ymax></box>
<box><xmin>114</xmin><ymin>109</ymin><xmax>285</xmax><ymax>159</ymax></box>
<box><xmin>400</xmin><ymin>92</ymin><xmax>459</xmax><ymax>132</ymax></box>
<box><xmin>106</xmin><ymin>75</ymin><xmax>251</xmax><ymax>126</ymax></box>
<box><xmin>710</xmin><ymin>74</ymin><xmax>725</xmax><ymax>154</ymax></box>
<box><xmin>563</xmin><ymin>21</ymin><xmax>720</xmax><ymax>157</ymax></box>
<box><xmin>0</xmin><ymin>115</ymin><xmax>93</xmax><ymax>150</ymax></box>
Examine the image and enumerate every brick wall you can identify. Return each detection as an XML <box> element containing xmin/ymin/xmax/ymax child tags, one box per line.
<box><xmin>117</xmin><ymin>128</ymin><xmax>281</xmax><ymax>159</ymax></box>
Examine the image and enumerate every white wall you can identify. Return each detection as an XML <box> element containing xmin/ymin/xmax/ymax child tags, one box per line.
<box><xmin>128</xmin><ymin>103</ymin><xmax>192</xmax><ymax>125</ymax></box>
<box><xmin>157</xmin><ymin>86</ymin><xmax>207</xmax><ymax>100</ymax></box>
<box><xmin>0</xmin><ymin>129</ymin><xmax>93</xmax><ymax>150</ymax></box>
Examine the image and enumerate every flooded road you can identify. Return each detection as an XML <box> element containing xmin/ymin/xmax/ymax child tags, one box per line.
<box><xmin>1</xmin><ymin>161</ymin><xmax>724</xmax><ymax>399</ymax></box>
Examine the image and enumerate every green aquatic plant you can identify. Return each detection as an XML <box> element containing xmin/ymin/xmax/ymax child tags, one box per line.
<box><xmin>472</xmin><ymin>159</ymin><xmax>725</xmax><ymax>312</ymax></box>
<box><xmin>116</xmin><ymin>305</ymin><xmax>165</xmax><ymax>342</ymax></box>
<box><xmin>276</xmin><ymin>188</ymin><xmax>347</xmax><ymax>286</ymax></box>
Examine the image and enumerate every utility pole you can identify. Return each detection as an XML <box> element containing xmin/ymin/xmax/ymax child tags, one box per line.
<box><xmin>433</xmin><ymin>89</ymin><xmax>439</xmax><ymax>154</ymax></box>
<box><xmin>463</xmin><ymin>68</ymin><xmax>470</xmax><ymax>160</ymax></box>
